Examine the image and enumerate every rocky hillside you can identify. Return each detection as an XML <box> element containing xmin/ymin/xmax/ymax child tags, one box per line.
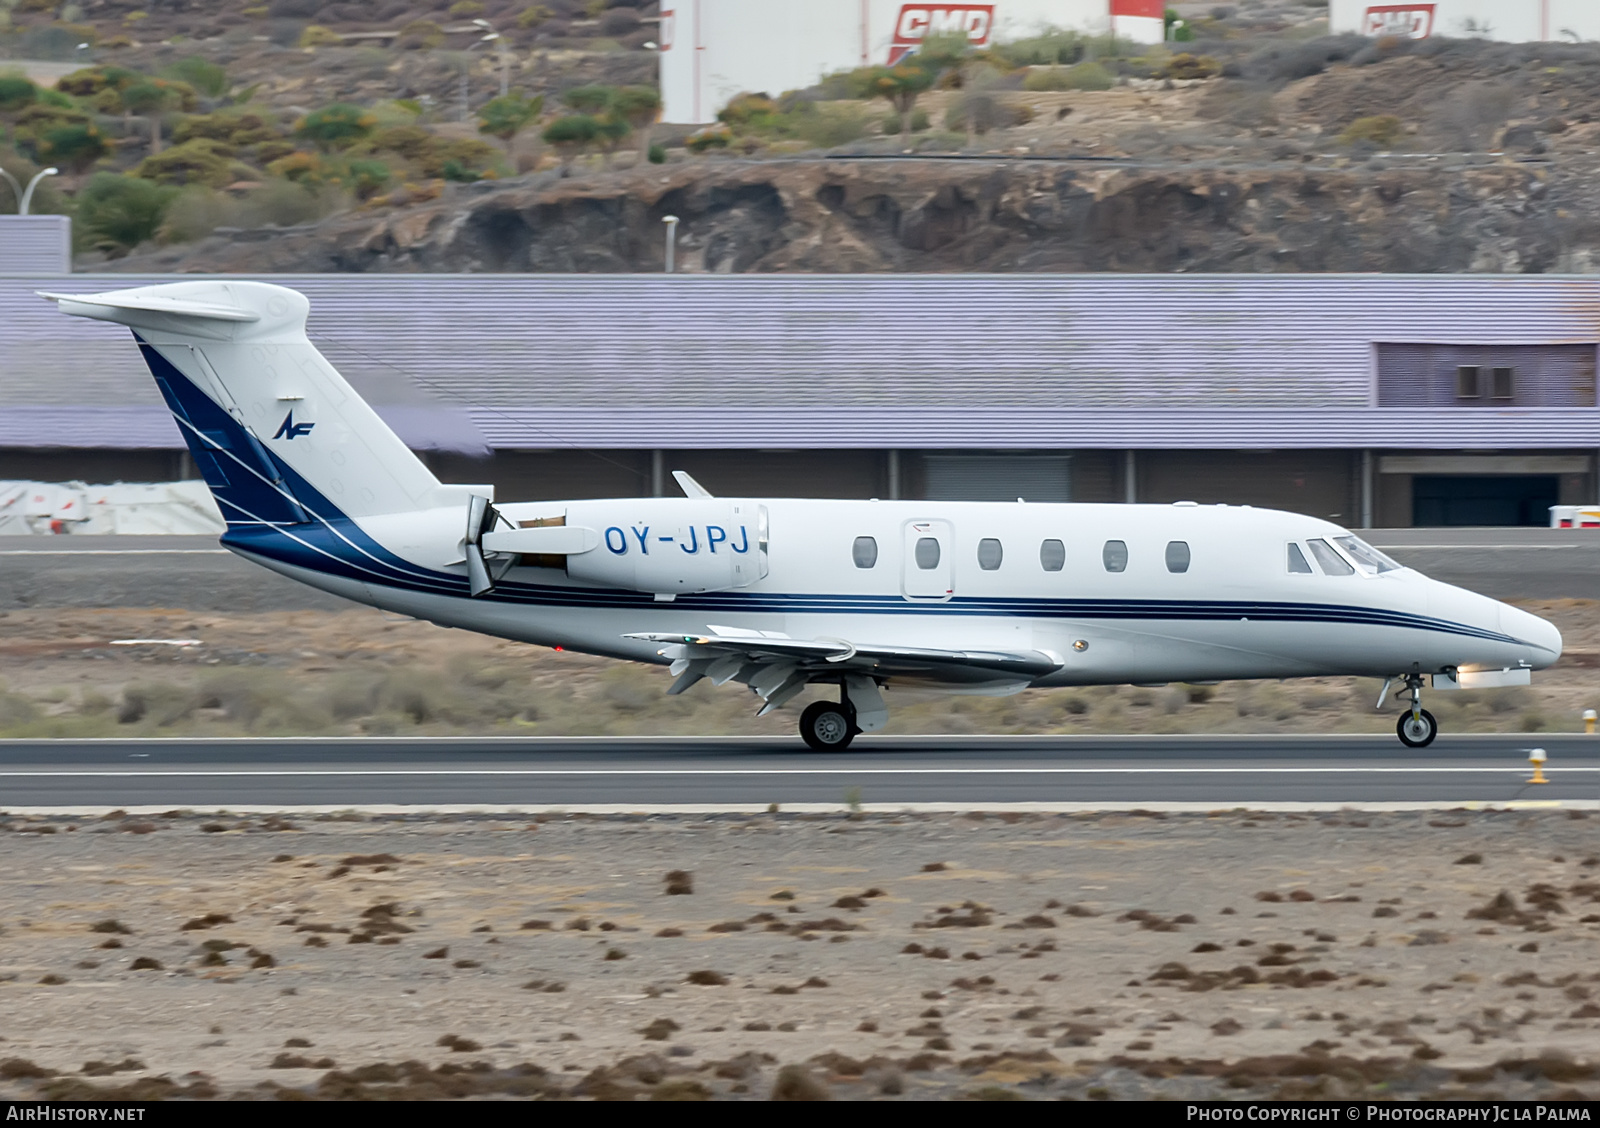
<box><xmin>106</xmin><ymin>35</ymin><xmax>1600</xmax><ymax>276</ymax></box>
<box><xmin>103</xmin><ymin>149</ymin><xmax>1583</xmax><ymax>276</ymax></box>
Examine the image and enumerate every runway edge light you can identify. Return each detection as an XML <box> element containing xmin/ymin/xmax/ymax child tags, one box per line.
<box><xmin>1527</xmin><ymin>747</ymin><xmax>1549</xmax><ymax>785</ymax></box>
<box><xmin>1584</xmin><ymin>709</ymin><xmax>1596</xmax><ymax>735</ymax></box>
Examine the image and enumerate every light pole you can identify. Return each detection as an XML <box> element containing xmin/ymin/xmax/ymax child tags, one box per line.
<box><xmin>0</xmin><ymin>166</ymin><xmax>59</xmax><ymax>215</ymax></box>
<box><xmin>458</xmin><ymin>37</ymin><xmax>489</xmax><ymax>122</ymax></box>
<box><xmin>662</xmin><ymin>214</ymin><xmax>679</xmax><ymax>273</ymax></box>
<box><xmin>472</xmin><ymin>19</ymin><xmax>510</xmax><ymax>98</ymax></box>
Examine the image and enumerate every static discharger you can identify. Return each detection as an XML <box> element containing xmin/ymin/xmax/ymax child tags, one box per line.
<box><xmin>1527</xmin><ymin>747</ymin><xmax>1549</xmax><ymax>785</ymax></box>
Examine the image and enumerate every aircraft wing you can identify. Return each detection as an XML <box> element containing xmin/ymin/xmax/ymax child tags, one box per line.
<box><xmin>624</xmin><ymin>627</ymin><xmax>1063</xmax><ymax>714</ymax></box>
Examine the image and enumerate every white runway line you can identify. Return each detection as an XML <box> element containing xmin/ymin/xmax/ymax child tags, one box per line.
<box><xmin>0</xmin><ymin>766</ymin><xmax>1596</xmax><ymax>777</ymax></box>
<box><xmin>2</xmin><ymin>800</ymin><xmax>1593</xmax><ymax>816</ymax></box>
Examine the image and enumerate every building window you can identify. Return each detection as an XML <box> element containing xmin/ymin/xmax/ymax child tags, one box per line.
<box><xmin>915</xmin><ymin>537</ymin><xmax>941</xmax><ymax>570</ymax></box>
<box><xmin>1287</xmin><ymin>543</ymin><xmax>1312</xmax><ymax>574</ymax></box>
<box><xmin>1165</xmin><ymin>541</ymin><xmax>1190</xmax><ymax>573</ymax></box>
<box><xmin>977</xmin><ymin>538</ymin><xmax>1003</xmax><ymax>570</ymax></box>
<box><xmin>1040</xmin><ymin>539</ymin><xmax>1065</xmax><ymax>572</ymax></box>
<box><xmin>1456</xmin><ymin>365</ymin><xmax>1480</xmax><ymax>399</ymax></box>
<box><xmin>852</xmin><ymin>536</ymin><xmax>877</xmax><ymax>569</ymax></box>
<box><xmin>1491</xmin><ymin>366</ymin><xmax>1515</xmax><ymax>400</ymax></box>
<box><xmin>1306</xmin><ymin>538</ymin><xmax>1354</xmax><ymax>576</ymax></box>
<box><xmin>1102</xmin><ymin>540</ymin><xmax>1128</xmax><ymax>573</ymax></box>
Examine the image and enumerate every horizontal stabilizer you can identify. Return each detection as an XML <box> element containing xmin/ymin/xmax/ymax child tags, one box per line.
<box><xmin>40</xmin><ymin>290</ymin><xmax>261</xmax><ymax>324</ymax></box>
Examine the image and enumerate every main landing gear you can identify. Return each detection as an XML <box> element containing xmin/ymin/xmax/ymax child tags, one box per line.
<box><xmin>1394</xmin><ymin>673</ymin><xmax>1438</xmax><ymax>748</ymax></box>
<box><xmin>799</xmin><ymin>697</ymin><xmax>858</xmax><ymax>752</ymax></box>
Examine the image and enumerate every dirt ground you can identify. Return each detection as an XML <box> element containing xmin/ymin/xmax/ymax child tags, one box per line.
<box><xmin>0</xmin><ymin>599</ymin><xmax>1595</xmax><ymax>740</ymax></box>
<box><xmin>0</xmin><ymin>808</ymin><xmax>1598</xmax><ymax>1101</ymax></box>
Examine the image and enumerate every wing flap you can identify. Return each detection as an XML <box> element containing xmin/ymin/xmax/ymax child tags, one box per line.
<box><xmin>624</xmin><ymin>630</ymin><xmax>1063</xmax><ymax>683</ymax></box>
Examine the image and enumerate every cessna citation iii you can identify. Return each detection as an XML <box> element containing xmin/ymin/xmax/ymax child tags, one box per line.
<box><xmin>44</xmin><ymin>282</ymin><xmax>1562</xmax><ymax>751</ymax></box>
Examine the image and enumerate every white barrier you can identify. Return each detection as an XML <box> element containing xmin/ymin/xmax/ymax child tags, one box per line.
<box><xmin>1550</xmin><ymin>505</ymin><xmax>1600</xmax><ymax>529</ymax></box>
<box><xmin>0</xmin><ymin>480</ymin><xmax>224</xmax><ymax>535</ymax></box>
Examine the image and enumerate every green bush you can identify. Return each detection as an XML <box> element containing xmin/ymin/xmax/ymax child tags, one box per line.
<box><xmin>163</xmin><ymin>56</ymin><xmax>229</xmax><ymax>100</ymax></box>
<box><xmin>792</xmin><ymin>103</ymin><xmax>870</xmax><ymax>148</ymax></box>
<box><xmin>1162</xmin><ymin>53</ymin><xmax>1220</xmax><ymax>80</ymax></box>
<box><xmin>79</xmin><ymin>173</ymin><xmax>174</xmax><ymax>255</ymax></box>
<box><xmin>132</xmin><ymin>138</ymin><xmax>239</xmax><ymax>187</ymax></box>
<box><xmin>298</xmin><ymin>25</ymin><xmax>344</xmax><ymax>49</ymax></box>
<box><xmin>992</xmin><ymin>28</ymin><xmax>1085</xmax><ymax>67</ymax></box>
<box><xmin>1024</xmin><ymin>61</ymin><xmax>1114</xmax><ymax>91</ymax></box>
<box><xmin>171</xmin><ymin>111</ymin><xmax>282</xmax><ymax>147</ymax></box>
<box><xmin>685</xmin><ymin>123</ymin><xmax>731</xmax><ymax>152</ymax></box>
<box><xmin>32</xmin><ymin>122</ymin><xmax>108</xmax><ymax>172</ymax></box>
<box><xmin>881</xmin><ymin>107</ymin><xmax>930</xmax><ymax>134</ymax></box>
<box><xmin>647</xmin><ymin>142</ymin><xmax>666</xmax><ymax>163</ymax></box>
<box><xmin>1339</xmin><ymin>114</ymin><xmax>1404</xmax><ymax>148</ymax></box>
<box><xmin>0</xmin><ymin>75</ymin><xmax>38</xmax><ymax>112</ymax></box>
<box><xmin>294</xmin><ymin>102</ymin><xmax>376</xmax><ymax>151</ymax></box>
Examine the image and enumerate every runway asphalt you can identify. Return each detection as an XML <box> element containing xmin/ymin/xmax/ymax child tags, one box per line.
<box><xmin>1</xmin><ymin>734</ymin><xmax>1595</xmax><ymax>810</ymax></box>
<box><xmin>2</xmin><ymin>527</ymin><xmax>1597</xmax><ymax>609</ymax></box>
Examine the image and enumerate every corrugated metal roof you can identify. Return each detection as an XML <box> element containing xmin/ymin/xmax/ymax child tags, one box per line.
<box><xmin>0</xmin><ymin>217</ymin><xmax>70</xmax><ymax>275</ymax></box>
<box><xmin>6</xmin><ymin>405</ymin><xmax>1594</xmax><ymax>452</ymax></box>
<box><xmin>4</xmin><ymin>273</ymin><xmax>1599</xmax><ymax>449</ymax></box>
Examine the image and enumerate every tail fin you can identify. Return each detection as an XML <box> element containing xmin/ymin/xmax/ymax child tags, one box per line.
<box><xmin>42</xmin><ymin>281</ymin><xmax>461</xmax><ymax>530</ymax></box>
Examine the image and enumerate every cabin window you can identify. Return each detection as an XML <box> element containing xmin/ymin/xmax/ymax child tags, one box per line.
<box><xmin>977</xmin><ymin>538</ymin><xmax>1003</xmax><ymax>570</ymax></box>
<box><xmin>1165</xmin><ymin>540</ymin><xmax>1190</xmax><ymax>573</ymax></box>
<box><xmin>915</xmin><ymin>537</ymin><xmax>941</xmax><ymax>570</ymax></box>
<box><xmin>1306</xmin><ymin>538</ymin><xmax>1354</xmax><ymax>576</ymax></box>
<box><xmin>1287</xmin><ymin>543</ymin><xmax>1313</xmax><ymax>574</ymax></box>
<box><xmin>1333</xmin><ymin>535</ymin><xmax>1402</xmax><ymax>575</ymax></box>
<box><xmin>1040</xmin><ymin>539</ymin><xmax>1065</xmax><ymax>572</ymax></box>
<box><xmin>852</xmin><ymin>536</ymin><xmax>878</xmax><ymax>569</ymax></box>
<box><xmin>1102</xmin><ymin>540</ymin><xmax>1128</xmax><ymax>573</ymax></box>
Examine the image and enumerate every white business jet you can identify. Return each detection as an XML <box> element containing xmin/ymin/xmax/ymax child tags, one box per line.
<box><xmin>43</xmin><ymin>282</ymin><xmax>1562</xmax><ymax>750</ymax></box>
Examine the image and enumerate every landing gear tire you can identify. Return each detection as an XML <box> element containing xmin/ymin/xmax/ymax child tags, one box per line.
<box><xmin>800</xmin><ymin>700</ymin><xmax>857</xmax><ymax>752</ymax></box>
<box><xmin>1397</xmin><ymin>709</ymin><xmax>1438</xmax><ymax>748</ymax></box>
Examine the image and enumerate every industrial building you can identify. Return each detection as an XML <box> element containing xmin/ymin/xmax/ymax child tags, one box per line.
<box><xmin>3</xmin><ymin>239</ymin><xmax>1598</xmax><ymax>527</ymax></box>
<box><xmin>1329</xmin><ymin>1</ymin><xmax>1600</xmax><ymax>42</ymax></box>
<box><xmin>659</xmin><ymin>0</ymin><xmax>1165</xmax><ymax>124</ymax></box>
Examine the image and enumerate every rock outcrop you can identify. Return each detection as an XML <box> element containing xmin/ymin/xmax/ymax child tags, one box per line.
<box><xmin>106</xmin><ymin>151</ymin><xmax>1600</xmax><ymax>276</ymax></box>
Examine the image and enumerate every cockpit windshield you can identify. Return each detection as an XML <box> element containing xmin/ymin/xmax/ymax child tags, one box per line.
<box><xmin>1333</xmin><ymin>535</ymin><xmax>1403</xmax><ymax>575</ymax></box>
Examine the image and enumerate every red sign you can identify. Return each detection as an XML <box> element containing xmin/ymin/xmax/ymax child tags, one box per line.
<box><xmin>1110</xmin><ymin>0</ymin><xmax>1165</xmax><ymax>17</ymax></box>
<box><xmin>1361</xmin><ymin>4</ymin><xmax>1435</xmax><ymax>38</ymax></box>
<box><xmin>888</xmin><ymin>4</ymin><xmax>994</xmax><ymax>65</ymax></box>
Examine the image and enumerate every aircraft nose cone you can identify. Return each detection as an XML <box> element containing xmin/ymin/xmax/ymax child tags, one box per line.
<box><xmin>1502</xmin><ymin>603</ymin><xmax>1563</xmax><ymax>667</ymax></box>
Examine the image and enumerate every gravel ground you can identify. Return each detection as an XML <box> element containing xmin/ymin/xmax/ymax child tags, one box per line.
<box><xmin>0</xmin><ymin>600</ymin><xmax>1596</xmax><ymax>739</ymax></box>
<box><xmin>1</xmin><ymin>808</ymin><xmax>1599</xmax><ymax>1100</ymax></box>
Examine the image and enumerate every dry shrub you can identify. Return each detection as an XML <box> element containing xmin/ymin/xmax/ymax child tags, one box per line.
<box><xmin>663</xmin><ymin>870</ymin><xmax>693</xmax><ymax>895</ymax></box>
<box><xmin>686</xmin><ymin>970</ymin><xmax>727</xmax><ymax>986</ymax></box>
<box><xmin>117</xmin><ymin>682</ymin><xmax>197</xmax><ymax>726</ymax></box>
<box><xmin>771</xmin><ymin>1063</ymin><xmax>830</xmax><ymax>1101</ymax></box>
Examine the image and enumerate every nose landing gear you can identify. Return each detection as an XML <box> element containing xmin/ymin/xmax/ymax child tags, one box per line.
<box><xmin>1394</xmin><ymin>673</ymin><xmax>1438</xmax><ymax>748</ymax></box>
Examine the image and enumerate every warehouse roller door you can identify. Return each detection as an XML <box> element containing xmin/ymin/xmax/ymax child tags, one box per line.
<box><xmin>923</xmin><ymin>455</ymin><xmax>1072</xmax><ymax>503</ymax></box>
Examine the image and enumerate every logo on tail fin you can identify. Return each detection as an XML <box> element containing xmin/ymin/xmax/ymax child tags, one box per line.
<box><xmin>272</xmin><ymin>411</ymin><xmax>315</xmax><ymax>440</ymax></box>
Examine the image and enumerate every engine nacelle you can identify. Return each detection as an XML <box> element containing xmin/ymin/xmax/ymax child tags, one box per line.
<box><xmin>564</xmin><ymin>499</ymin><xmax>769</xmax><ymax>595</ymax></box>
